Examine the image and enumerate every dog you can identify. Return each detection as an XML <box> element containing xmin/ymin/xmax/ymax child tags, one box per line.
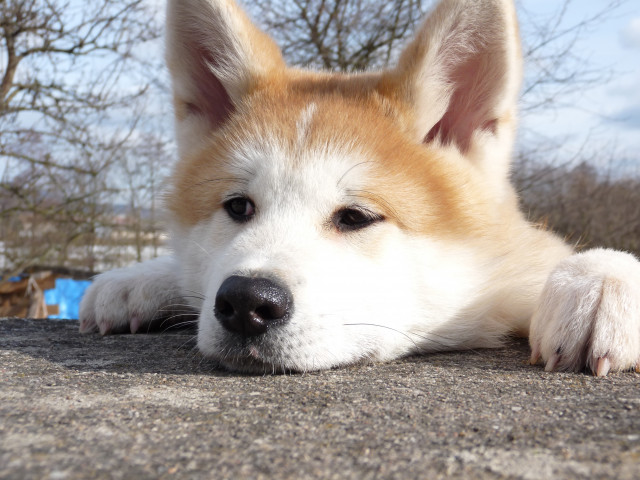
<box><xmin>79</xmin><ymin>0</ymin><xmax>640</xmax><ymax>375</ymax></box>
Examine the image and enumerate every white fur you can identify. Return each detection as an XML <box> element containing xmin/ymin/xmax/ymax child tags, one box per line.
<box><xmin>79</xmin><ymin>256</ymin><xmax>184</xmax><ymax>334</ymax></box>
<box><xmin>187</xmin><ymin>139</ymin><xmax>486</xmax><ymax>371</ymax></box>
<box><xmin>530</xmin><ymin>249</ymin><xmax>640</xmax><ymax>374</ymax></box>
<box><xmin>78</xmin><ymin>0</ymin><xmax>640</xmax><ymax>376</ymax></box>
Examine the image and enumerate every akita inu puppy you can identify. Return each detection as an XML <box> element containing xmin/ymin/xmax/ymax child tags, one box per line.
<box><xmin>79</xmin><ymin>0</ymin><xmax>640</xmax><ymax>376</ymax></box>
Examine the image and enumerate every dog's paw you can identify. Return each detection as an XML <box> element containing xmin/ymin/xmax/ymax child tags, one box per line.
<box><xmin>529</xmin><ymin>248</ymin><xmax>640</xmax><ymax>376</ymax></box>
<box><xmin>79</xmin><ymin>257</ymin><xmax>184</xmax><ymax>335</ymax></box>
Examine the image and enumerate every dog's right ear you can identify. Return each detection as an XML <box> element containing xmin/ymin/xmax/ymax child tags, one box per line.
<box><xmin>166</xmin><ymin>0</ymin><xmax>284</xmax><ymax>155</ymax></box>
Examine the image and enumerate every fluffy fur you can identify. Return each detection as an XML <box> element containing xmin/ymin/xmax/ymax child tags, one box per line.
<box><xmin>79</xmin><ymin>0</ymin><xmax>640</xmax><ymax>376</ymax></box>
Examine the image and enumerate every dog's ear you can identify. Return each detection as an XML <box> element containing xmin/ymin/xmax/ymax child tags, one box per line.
<box><xmin>166</xmin><ymin>0</ymin><xmax>284</xmax><ymax>154</ymax></box>
<box><xmin>384</xmin><ymin>0</ymin><xmax>522</xmax><ymax>188</ymax></box>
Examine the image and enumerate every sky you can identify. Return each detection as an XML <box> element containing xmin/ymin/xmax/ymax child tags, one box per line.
<box><xmin>517</xmin><ymin>0</ymin><xmax>640</xmax><ymax>173</ymax></box>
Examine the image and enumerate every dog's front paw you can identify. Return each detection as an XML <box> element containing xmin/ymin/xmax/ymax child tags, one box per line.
<box><xmin>530</xmin><ymin>248</ymin><xmax>640</xmax><ymax>376</ymax></box>
<box><xmin>79</xmin><ymin>257</ymin><xmax>183</xmax><ymax>335</ymax></box>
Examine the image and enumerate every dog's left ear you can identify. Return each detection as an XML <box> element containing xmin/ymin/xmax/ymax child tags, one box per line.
<box><xmin>383</xmin><ymin>0</ymin><xmax>522</xmax><ymax>189</ymax></box>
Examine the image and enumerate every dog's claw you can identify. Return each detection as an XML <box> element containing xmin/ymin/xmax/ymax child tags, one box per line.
<box><xmin>530</xmin><ymin>344</ymin><xmax>541</xmax><ymax>365</ymax></box>
<box><xmin>79</xmin><ymin>318</ymin><xmax>97</xmax><ymax>334</ymax></box>
<box><xmin>98</xmin><ymin>320</ymin><xmax>112</xmax><ymax>335</ymax></box>
<box><xmin>130</xmin><ymin>315</ymin><xmax>141</xmax><ymax>334</ymax></box>
<box><xmin>545</xmin><ymin>353</ymin><xmax>561</xmax><ymax>372</ymax></box>
<box><xmin>594</xmin><ymin>356</ymin><xmax>611</xmax><ymax>377</ymax></box>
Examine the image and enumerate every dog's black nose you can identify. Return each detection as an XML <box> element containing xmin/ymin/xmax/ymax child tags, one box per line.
<box><xmin>214</xmin><ymin>276</ymin><xmax>293</xmax><ymax>337</ymax></box>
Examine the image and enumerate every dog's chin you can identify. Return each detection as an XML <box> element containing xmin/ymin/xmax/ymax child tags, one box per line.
<box><xmin>206</xmin><ymin>334</ymin><xmax>309</xmax><ymax>374</ymax></box>
<box><xmin>216</xmin><ymin>345</ymin><xmax>299</xmax><ymax>375</ymax></box>
<box><xmin>204</xmin><ymin>331</ymin><xmax>369</xmax><ymax>374</ymax></box>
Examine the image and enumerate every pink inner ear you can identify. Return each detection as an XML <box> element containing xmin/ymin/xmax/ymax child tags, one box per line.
<box><xmin>185</xmin><ymin>43</ymin><xmax>235</xmax><ymax>130</ymax></box>
<box><xmin>424</xmin><ymin>53</ymin><xmax>502</xmax><ymax>152</ymax></box>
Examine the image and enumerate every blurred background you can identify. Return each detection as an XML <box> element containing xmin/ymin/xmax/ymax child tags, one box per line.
<box><xmin>1</xmin><ymin>0</ymin><xmax>639</xmax><ymax>317</ymax></box>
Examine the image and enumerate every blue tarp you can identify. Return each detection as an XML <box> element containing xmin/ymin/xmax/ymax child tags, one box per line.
<box><xmin>44</xmin><ymin>279</ymin><xmax>92</xmax><ymax>320</ymax></box>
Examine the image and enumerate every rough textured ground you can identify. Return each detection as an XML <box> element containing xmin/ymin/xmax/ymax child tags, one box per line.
<box><xmin>1</xmin><ymin>317</ymin><xmax>639</xmax><ymax>479</ymax></box>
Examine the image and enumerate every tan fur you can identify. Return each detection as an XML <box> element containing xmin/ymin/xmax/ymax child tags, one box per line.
<box><xmin>167</xmin><ymin>81</ymin><xmax>491</xmax><ymax>237</ymax></box>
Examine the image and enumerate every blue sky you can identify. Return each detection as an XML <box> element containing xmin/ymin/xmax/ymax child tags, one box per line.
<box><xmin>517</xmin><ymin>0</ymin><xmax>640</xmax><ymax>172</ymax></box>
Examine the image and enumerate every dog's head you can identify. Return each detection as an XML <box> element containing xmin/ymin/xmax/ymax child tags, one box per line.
<box><xmin>164</xmin><ymin>0</ymin><xmax>523</xmax><ymax>372</ymax></box>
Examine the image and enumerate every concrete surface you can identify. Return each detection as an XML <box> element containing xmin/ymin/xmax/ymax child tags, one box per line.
<box><xmin>1</xmin><ymin>317</ymin><xmax>639</xmax><ymax>479</ymax></box>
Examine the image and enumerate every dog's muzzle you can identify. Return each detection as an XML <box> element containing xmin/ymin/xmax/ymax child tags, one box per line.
<box><xmin>214</xmin><ymin>275</ymin><xmax>293</xmax><ymax>337</ymax></box>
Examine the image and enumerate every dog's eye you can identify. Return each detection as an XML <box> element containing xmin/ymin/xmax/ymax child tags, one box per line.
<box><xmin>224</xmin><ymin>196</ymin><xmax>255</xmax><ymax>222</ymax></box>
<box><xmin>333</xmin><ymin>207</ymin><xmax>383</xmax><ymax>232</ymax></box>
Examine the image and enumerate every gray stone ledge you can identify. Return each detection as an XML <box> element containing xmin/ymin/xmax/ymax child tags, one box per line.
<box><xmin>1</xmin><ymin>317</ymin><xmax>639</xmax><ymax>479</ymax></box>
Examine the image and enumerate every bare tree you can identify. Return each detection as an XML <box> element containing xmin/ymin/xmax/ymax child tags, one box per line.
<box><xmin>517</xmin><ymin>0</ymin><xmax>625</xmax><ymax>114</ymax></box>
<box><xmin>0</xmin><ymin>0</ymin><xmax>162</xmax><ymax>274</ymax></box>
<box><xmin>249</xmin><ymin>0</ymin><xmax>425</xmax><ymax>71</ymax></box>
<box><xmin>515</xmin><ymin>158</ymin><xmax>640</xmax><ymax>256</ymax></box>
<box><xmin>117</xmin><ymin>130</ymin><xmax>172</xmax><ymax>264</ymax></box>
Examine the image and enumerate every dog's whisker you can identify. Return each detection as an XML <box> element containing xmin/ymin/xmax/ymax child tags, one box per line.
<box><xmin>182</xmin><ymin>289</ymin><xmax>207</xmax><ymax>299</ymax></box>
<box><xmin>189</xmin><ymin>239</ymin><xmax>214</xmax><ymax>259</ymax></box>
<box><xmin>157</xmin><ymin>303</ymin><xmax>199</xmax><ymax>312</ymax></box>
<box><xmin>337</xmin><ymin>160</ymin><xmax>374</xmax><ymax>187</ymax></box>
<box><xmin>194</xmin><ymin>176</ymin><xmax>248</xmax><ymax>188</ymax></box>
<box><xmin>220</xmin><ymin>159</ymin><xmax>255</xmax><ymax>180</ymax></box>
<box><xmin>343</xmin><ymin>322</ymin><xmax>454</xmax><ymax>351</ymax></box>
<box><xmin>160</xmin><ymin>316</ymin><xmax>198</xmax><ymax>328</ymax></box>
<box><xmin>176</xmin><ymin>335</ymin><xmax>200</xmax><ymax>353</ymax></box>
<box><xmin>159</xmin><ymin>316</ymin><xmax>198</xmax><ymax>326</ymax></box>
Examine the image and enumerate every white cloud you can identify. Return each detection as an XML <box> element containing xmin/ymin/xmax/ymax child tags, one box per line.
<box><xmin>608</xmin><ymin>103</ymin><xmax>640</xmax><ymax>130</ymax></box>
<box><xmin>620</xmin><ymin>17</ymin><xmax>640</xmax><ymax>49</ymax></box>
